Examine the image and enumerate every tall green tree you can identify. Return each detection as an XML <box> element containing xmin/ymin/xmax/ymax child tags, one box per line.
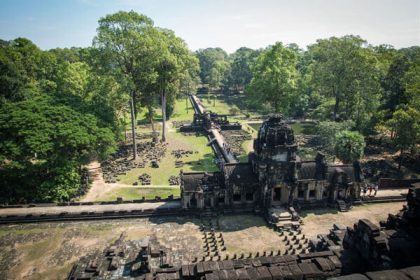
<box><xmin>228</xmin><ymin>47</ymin><xmax>259</xmax><ymax>92</ymax></box>
<box><xmin>195</xmin><ymin>47</ymin><xmax>228</xmax><ymax>85</ymax></box>
<box><xmin>381</xmin><ymin>54</ymin><xmax>411</xmax><ymax>115</ymax></box>
<box><xmin>385</xmin><ymin>107</ymin><xmax>420</xmax><ymax>168</ymax></box>
<box><xmin>309</xmin><ymin>36</ymin><xmax>381</xmax><ymax>126</ymax></box>
<box><xmin>208</xmin><ymin>60</ymin><xmax>230</xmax><ymax>91</ymax></box>
<box><xmin>155</xmin><ymin>28</ymin><xmax>196</xmax><ymax>142</ymax></box>
<box><xmin>94</xmin><ymin>11</ymin><xmax>157</xmax><ymax>159</ymax></box>
<box><xmin>247</xmin><ymin>42</ymin><xmax>298</xmax><ymax>113</ymax></box>
<box><xmin>0</xmin><ymin>38</ymin><xmax>57</xmax><ymax>103</ymax></box>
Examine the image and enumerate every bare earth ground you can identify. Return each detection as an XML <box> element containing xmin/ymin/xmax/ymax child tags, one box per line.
<box><xmin>81</xmin><ymin>161</ymin><xmax>114</xmax><ymax>202</ymax></box>
<box><xmin>301</xmin><ymin>201</ymin><xmax>405</xmax><ymax>239</ymax></box>
<box><xmin>0</xmin><ymin>202</ymin><xmax>405</xmax><ymax>280</ymax></box>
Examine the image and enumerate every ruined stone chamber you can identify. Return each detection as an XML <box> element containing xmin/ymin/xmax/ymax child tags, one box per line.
<box><xmin>180</xmin><ymin>114</ymin><xmax>363</xmax><ymax>212</ymax></box>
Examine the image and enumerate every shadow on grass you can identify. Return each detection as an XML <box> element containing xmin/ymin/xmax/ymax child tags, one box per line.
<box><xmin>184</xmin><ymin>153</ymin><xmax>219</xmax><ymax>172</ymax></box>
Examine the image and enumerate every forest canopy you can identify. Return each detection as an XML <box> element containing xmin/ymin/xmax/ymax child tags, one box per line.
<box><xmin>0</xmin><ymin>10</ymin><xmax>419</xmax><ymax>203</ymax></box>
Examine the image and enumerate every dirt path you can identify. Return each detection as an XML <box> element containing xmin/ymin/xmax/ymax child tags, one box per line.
<box><xmin>81</xmin><ymin>161</ymin><xmax>118</xmax><ymax>202</ymax></box>
<box><xmin>301</xmin><ymin>202</ymin><xmax>405</xmax><ymax>239</ymax></box>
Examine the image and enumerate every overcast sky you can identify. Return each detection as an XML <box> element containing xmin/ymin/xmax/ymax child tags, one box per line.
<box><xmin>0</xmin><ymin>0</ymin><xmax>419</xmax><ymax>53</ymax></box>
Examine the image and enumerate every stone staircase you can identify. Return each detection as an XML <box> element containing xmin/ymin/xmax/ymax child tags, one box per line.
<box><xmin>268</xmin><ymin>207</ymin><xmax>301</xmax><ymax>230</ymax></box>
<box><xmin>336</xmin><ymin>199</ymin><xmax>349</xmax><ymax>212</ymax></box>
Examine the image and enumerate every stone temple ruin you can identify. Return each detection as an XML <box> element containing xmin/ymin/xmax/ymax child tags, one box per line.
<box><xmin>181</xmin><ymin>114</ymin><xmax>364</xmax><ymax>215</ymax></box>
<box><xmin>67</xmin><ymin>183</ymin><xmax>420</xmax><ymax>279</ymax></box>
<box><xmin>56</xmin><ymin>93</ymin><xmax>420</xmax><ymax>279</ymax></box>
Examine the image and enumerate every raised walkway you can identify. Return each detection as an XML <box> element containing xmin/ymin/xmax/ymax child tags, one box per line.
<box><xmin>0</xmin><ymin>200</ymin><xmax>180</xmax><ymax>217</ymax></box>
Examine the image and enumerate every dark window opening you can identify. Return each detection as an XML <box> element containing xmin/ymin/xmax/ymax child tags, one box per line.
<box><xmin>246</xmin><ymin>192</ymin><xmax>253</xmax><ymax>201</ymax></box>
<box><xmin>298</xmin><ymin>190</ymin><xmax>304</xmax><ymax>198</ymax></box>
<box><xmin>218</xmin><ymin>196</ymin><xmax>225</xmax><ymax>203</ymax></box>
<box><xmin>233</xmin><ymin>193</ymin><xmax>241</xmax><ymax>201</ymax></box>
<box><xmin>309</xmin><ymin>190</ymin><xmax>316</xmax><ymax>198</ymax></box>
<box><xmin>205</xmin><ymin>197</ymin><xmax>211</xmax><ymax>207</ymax></box>
<box><xmin>323</xmin><ymin>191</ymin><xmax>328</xmax><ymax>198</ymax></box>
<box><xmin>273</xmin><ymin>188</ymin><xmax>281</xmax><ymax>201</ymax></box>
<box><xmin>190</xmin><ymin>197</ymin><xmax>197</xmax><ymax>208</ymax></box>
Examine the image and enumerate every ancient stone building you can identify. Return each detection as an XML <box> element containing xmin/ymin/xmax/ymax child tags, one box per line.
<box><xmin>68</xmin><ymin>185</ymin><xmax>420</xmax><ymax>279</ymax></box>
<box><xmin>181</xmin><ymin>114</ymin><xmax>363</xmax><ymax>210</ymax></box>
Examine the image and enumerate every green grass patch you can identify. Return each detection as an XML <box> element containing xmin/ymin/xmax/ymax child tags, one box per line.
<box><xmin>171</xmin><ymin>97</ymin><xmax>195</xmax><ymax>121</ymax></box>
<box><xmin>290</xmin><ymin>123</ymin><xmax>317</xmax><ymax>135</ymax></box>
<box><xmin>96</xmin><ymin>186</ymin><xmax>180</xmax><ymax>201</ymax></box>
<box><xmin>118</xmin><ymin>130</ymin><xmax>218</xmax><ymax>186</ymax></box>
<box><xmin>248</xmin><ymin>122</ymin><xmax>262</xmax><ymax>131</ymax></box>
<box><xmin>202</xmin><ymin>95</ymin><xmax>237</xmax><ymax>115</ymax></box>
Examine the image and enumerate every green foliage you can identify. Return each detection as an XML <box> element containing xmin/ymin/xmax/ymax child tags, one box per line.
<box><xmin>385</xmin><ymin>107</ymin><xmax>420</xmax><ymax>153</ymax></box>
<box><xmin>55</xmin><ymin>61</ymin><xmax>90</xmax><ymax>97</ymax></box>
<box><xmin>402</xmin><ymin>59</ymin><xmax>420</xmax><ymax>111</ymax></box>
<box><xmin>208</xmin><ymin>60</ymin><xmax>231</xmax><ymax>90</ymax></box>
<box><xmin>195</xmin><ymin>48</ymin><xmax>228</xmax><ymax>84</ymax></box>
<box><xmin>381</xmin><ymin>54</ymin><xmax>411</xmax><ymax>114</ymax></box>
<box><xmin>0</xmin><ymin>96</ymin><xmax>116</xmax><ymax>202</ymax></box>
<box><xmin>247</xmin><ymin>42</ymin><xmax>298</xmax><ymax>114</ymax></box>
<box><xmin>309</xmin><ymin>35</ymin><xmax>381</xmax><ymax>126</ymax></box>
<box><xmin>317</xmin><ymin>121</ymin><xmax>355</xmax><ymax>155</ymax></box>
<box><xmin>0</xmin><ymin>38</ymin><xmax>57</xmax><ymax>102</ymax></box>
<box><xmin>228</xmin><ymin>47</ymin><xmax>260</xmax><ymax>91</ymax></box>
<box><xmin>37</xmin><ymin>161</ymin><xmax>81</xmax><ymax>202</ymax></box>
<box><xmin>334</xmin><ymin>130</ymin><xmax>366</xmax><ymax>163</ymax></box>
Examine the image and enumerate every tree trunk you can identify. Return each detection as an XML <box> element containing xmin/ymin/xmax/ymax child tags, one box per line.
<box><xmin>161</xmin><ymin>90</ymin><xmax>167</xmax><ymax>142</ymax></box>
<box><xmin>149</xmin><ymin>107</ymin><xmax>156</xmax><ymax>133</ymax></box>
<box><xmin>133</xmin><ymin>93</ymin><xmax>138</xmax><ymax>119</ymax></box>
<box><xmin>333</xmin><ymin>94</ymin><xmax>340</xmax><ymax>121</ymax></box>
<box><xmin>129</xmin><ymin>93</ymin><xmax>138</xmax><ymax>160</ymax></box>
<box><xmin>124</xmin><ymin>115</ymin><xmax>127</xmax><ymax>143</ymax></box>
<box><xmin>398</xmin><ymin>149</ymin><xmax>403</xmax><ymax>170</ymax></box>
<box><xmin>274</xmin><ymin>97</ymin><xmax>280</xmax><ymax>113</ymax></box>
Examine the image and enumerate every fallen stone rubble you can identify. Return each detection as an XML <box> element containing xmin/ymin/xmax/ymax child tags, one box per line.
<box><xmin>220</xmin><ymin>130</ymin><xmax>252</xmax><ymax>156</ymax></box>
<box><xmin>168</xmin><ymin>175</ymin><xmax>181</xmax><ymax>185</ymax></box>
<box><xmin>102</xmin><ymin>141</ymin><xmax>167</xmax><ymax>184</ymax></box>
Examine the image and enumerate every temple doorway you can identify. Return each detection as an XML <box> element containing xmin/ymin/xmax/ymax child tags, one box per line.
<box><xmin>273</xmin><ymin>187</ymin><xmax>282</xmax><ymax>202</ymax></box>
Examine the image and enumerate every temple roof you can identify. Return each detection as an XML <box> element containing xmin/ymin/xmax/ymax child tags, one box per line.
<box><xmin>223</xmin><ymin>163</ymin><xmax>259</xmax><ymax>186</ymax></box>
<box><xmin>328</xmin><ymin>165</ymin><xmax>356</xmax><ymax>182</ymax></box>
<box><xmin>297</xmin><ymin>162</ymin><xmax>357</xmax><ymax>182</ymax></box>
<box><xmin>298</xmin><ymin>162</ymin><xmax>317</xmax><ymax>180</ymax></box>
<box><xmin>181</xmin><ymin>172</ymin><xmax>222</xmax><ymax>192</ymax></box>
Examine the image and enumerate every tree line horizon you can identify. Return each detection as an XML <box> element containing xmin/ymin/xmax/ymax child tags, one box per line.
<box><xmin>0</xmin><ymin>10</ymin><xmax>418</xmax><ymax>203</ymax></box>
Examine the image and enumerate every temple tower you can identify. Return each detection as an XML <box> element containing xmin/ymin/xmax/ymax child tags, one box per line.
<box><xmin>251</xmin><ymin>114</ymin><xmax>299</xmax><ymax>208</ymax></box>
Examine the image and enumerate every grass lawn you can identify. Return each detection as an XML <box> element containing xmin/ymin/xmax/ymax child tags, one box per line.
<box><xmin>102</xmin><ymin>95</ymin><xmax>255</xmax><ymax>200</ymax></box>
<box><xmin>117</xmin><ymin>129</ymin><xmax>218</xmax><ymax>186</ymax></box>
<box><xmin>96</xmin><ymin>186</ymin><xmax>180</xmax><ymax>201</ymax></box>
<box><xmin>116</xmin><ymin>97</ymin><xmax>218</xmax><ymax>188</ymax></box>
<box><xmin>200</xmin><ymin>94</ymin><xmax>240</xmax><ymax>115</ymax></box>
<box><xmin>171</xmin><ymin>96</ymin><xmax>195</xmax><ymax>121</ymax></box>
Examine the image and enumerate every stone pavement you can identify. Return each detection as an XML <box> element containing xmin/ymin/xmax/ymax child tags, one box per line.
<box><xmin>0</xmin><ymin>200</ymin><xmax>181</xmax><ymax>216</ymax></box>
<box><xmin>362</xmin><ymin>188</ymin><xmax>408</xmax><ymax>198</ymax></box>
